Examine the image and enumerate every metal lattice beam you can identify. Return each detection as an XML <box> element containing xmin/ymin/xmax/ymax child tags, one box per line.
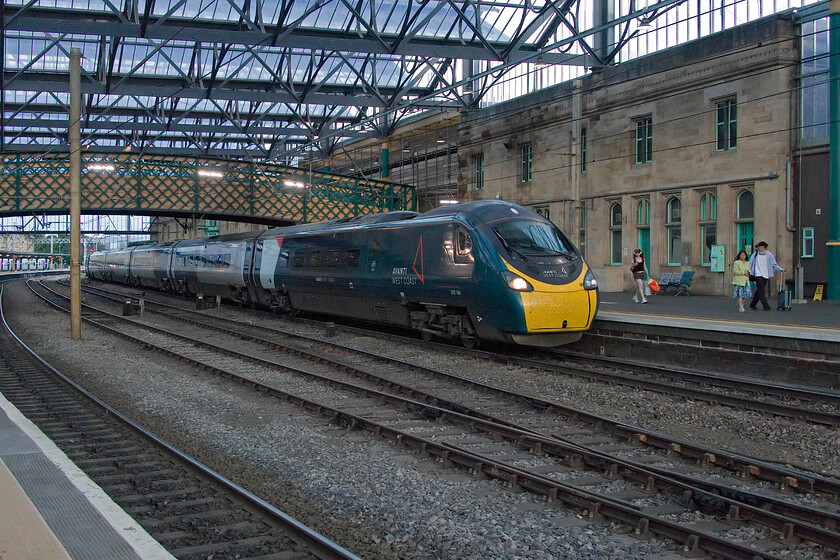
<box><xmin>1</xmin><ymin>0</ymin><xmax>685</xmax><ymax>159</ymax></box>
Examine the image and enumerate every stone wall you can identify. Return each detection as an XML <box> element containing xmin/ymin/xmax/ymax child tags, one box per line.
<box><xmin>458</xmin><ymin>15</ymin><xmax>799</xmax><ymax>294</ymax></box>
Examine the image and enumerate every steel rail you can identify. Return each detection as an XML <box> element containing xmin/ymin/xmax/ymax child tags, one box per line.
<box><xmin>4</xmin><ymin>281</ymin><xmax>363</xmax><ymax>560</ymax></box>
<box><xmin>32</xmin><ymin>280</ymin><xmax>840</xmax><ymax>555</ymax></box>
<box><xmin>67</xmin><ymin>279</ymin><xmax>840</xmax><ymax>496</ymax></box>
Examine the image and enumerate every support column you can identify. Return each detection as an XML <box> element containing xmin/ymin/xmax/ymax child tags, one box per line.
<box><xmin>381</xmin><ymin>142</ymin><xmax>390</xmax><ymax>180</ymax></box>
<box><xmin>829</xmin><ymin>0</ymin><xmax>840</xmax><ymax>300</ymax></box>
<box><xmin>69</xmin><ymin>47</ymin><xmax>82</xmax><ymax>338</ymax></box>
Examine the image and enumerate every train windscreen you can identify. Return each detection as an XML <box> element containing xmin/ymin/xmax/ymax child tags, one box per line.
<box><xmin>493</xmin><ymin>221</ymin><xmax>574</xmax><ymax>258</ymax></box>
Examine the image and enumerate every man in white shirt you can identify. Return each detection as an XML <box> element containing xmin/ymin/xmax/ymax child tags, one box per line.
<box><xmin>747</xmin><ymin>241</ymin><xmax>785</xmax><ymax>311</ymax></box>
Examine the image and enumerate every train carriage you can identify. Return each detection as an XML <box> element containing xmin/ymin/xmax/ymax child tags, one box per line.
<box><xmin>129</xmin><ymin>242</ymin><xmax>178</xmax><ymax>290</ymax></box>
<box><xmin>170</xmin><ymin>233</ymin><xmax>261</xmax><ymax>301</ymax></box>
<box><xmin>88</xmin><ymin>201</ymin><xmax>598</xmax><ymax>348</ymax></box>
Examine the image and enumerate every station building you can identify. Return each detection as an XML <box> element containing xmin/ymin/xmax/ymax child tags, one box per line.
<box><xmin>153</xmin><ymin>11</ymin><xmax>831</xmax><ymax>298</ymax></box>
<box><xmin>456</xmin><ymin>13</ymin><xmax>825</xmax><ymax>296</ymax></box>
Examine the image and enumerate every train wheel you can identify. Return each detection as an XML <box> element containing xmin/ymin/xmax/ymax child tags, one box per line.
<box><xmin>461</xmin><ymin>336</ymin><xmax>479</xmax><ymax>349</ymax></box>
<box><xmin>420</xmin><ymin>330</ymin><xmax>434</xmax><ymax>342</ymax></box>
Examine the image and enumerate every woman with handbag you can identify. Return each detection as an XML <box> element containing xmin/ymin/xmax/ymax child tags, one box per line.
<box><xmin>630</xmin><ymin>248</ymin><xmax>649</xmax><ymax>304</ymax></box>
<box><xmin>731</xmin><ymin>250</ymin><xmax>752</xmax><ymax>312</ymax></box>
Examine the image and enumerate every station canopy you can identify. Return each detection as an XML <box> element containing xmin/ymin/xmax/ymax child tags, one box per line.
<box><xmin>1</xmin><ymin>0</ymin><xmax>823</xmax><ymax>164</ymax></box>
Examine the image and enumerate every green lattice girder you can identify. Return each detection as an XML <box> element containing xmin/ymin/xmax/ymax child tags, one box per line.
<box><xmin>0</xmin><ymin>153</ymin><xmax>416</xmax><ymax>224</ymax></box>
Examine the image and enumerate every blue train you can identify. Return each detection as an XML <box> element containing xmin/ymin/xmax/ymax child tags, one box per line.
<box><xmin>87</xmin><ymin>201</ymin><xmax>598</xmax><ymax>347</ymax></box>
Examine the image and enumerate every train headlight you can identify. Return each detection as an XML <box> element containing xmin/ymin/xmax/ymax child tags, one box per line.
<box><xmin>583</xmin><ymin>270</ymin><xmax>598</xmax><ymax>290</ymax></box>
<box><xmin>502</xmin><ymin>271</ymin><xmax>533</xmax><ymax>292</ymax></box>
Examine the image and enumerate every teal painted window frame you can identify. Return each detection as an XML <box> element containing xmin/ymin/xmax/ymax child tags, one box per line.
<box><xmin>636</xmin><ymin>199</ymin><xmax>650</xmax><ymax>225</ymax></box>
<box><xmin>635</xmin><ymin>118</ymin><xmax>652</xmax><ymax>164</ymax></box>
<box><xmin>520</xmin><ymin>144</ymin><xmax>532</xmax><ymax>182</ymax></box>
<box><xmin>802</xmin><ymin>227</ymin><xmax>815</xmax><ymax>258</ymax></box>
<box><xmin>716</xmin><ymin>99</ymin><xmax>737</xmax><ymax>151</ymax></box>
<box><xmin>737</xmin><ymin>190</ymin><xmax>754</xmax><ymax>219</ymax></box>
<box><xmin>609</xmin><ymin>202</ymin><xmax>622</xmax><ymax>265</ymax></box>
<box><xmin>666</xmin><ymin>197</ymin><xmax>681</xmax><ymax>266</ymax></box>
<box><xmin>474</xmin><ymin>154</ymin><xmax>484</xmax><ymax>190</ymax></box>
<box><xmin>699</xmin><ymin>193</ymin><xmax>717</xmax><ymax>265</ymax></box>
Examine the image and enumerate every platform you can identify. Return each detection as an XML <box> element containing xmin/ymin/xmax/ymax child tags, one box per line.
<box><xmin>576</xmin><ymin>291</ymin><xmax>840</xmax><ymax>390</ymax></box>
<box><xmin>0</xmin><ymin>391</ymin><xmax>174</xmax><ymax>560</ymax></box>
<box><xmin>596</xmin><ymin>290</ymin><xmax>840</xmax><ymax>340</ymax></box>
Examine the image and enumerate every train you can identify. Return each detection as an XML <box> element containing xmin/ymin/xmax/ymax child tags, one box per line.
<box><xmin>1</xmin><ymin>257</ymin><xmax>49</xmax><ymax>271</ymax></box>
<box><xmin>87</xmin><ymin>200</ymin><xmax>598</xmax><ymax>347</ymax></box>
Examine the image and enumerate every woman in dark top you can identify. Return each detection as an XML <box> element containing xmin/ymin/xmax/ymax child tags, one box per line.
<box><xmin>630</xmin><ymin>248</ymin><xmax>649</xmax><ymax>303</ymax></box>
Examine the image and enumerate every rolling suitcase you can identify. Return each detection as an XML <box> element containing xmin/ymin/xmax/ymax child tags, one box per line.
<box><xmin>776</xmin><ymin>271</ymin><xmax>791</xmax><ymax>311</ymax></box>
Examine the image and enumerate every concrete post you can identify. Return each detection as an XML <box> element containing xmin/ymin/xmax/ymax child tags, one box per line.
<box><xmin>69</xmin><ymin>47</ymin><xmax>82</xmax><ymax>339</ymax></box>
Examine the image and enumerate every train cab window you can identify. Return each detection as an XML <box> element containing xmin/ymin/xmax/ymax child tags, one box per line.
<box><xmin>278</xmin><ymin>250</ymin><xmax>289</xmax><ymax>268</ymax></box>
<box><xmin>308</xmin><ymin>251</ymin><xmax>322</xmax><ymax>267</ymax></box>
<box><xmin>345</xmin><ymin>249</ymin><xmax>360</xmax><ymax>268</ymax></box>
<box><xmin>457</xmin><ymin>228</ymin><xmax>473</xmax><ymax>256</ymax></box>
<box><xmin>293</xmin><ymin>252</ymin><xmax>305</xmax><ymax>267</ymax></box>
<box><xmin>325</xmin><ymin>250</ymin><xmax>340</xmax><ymax>267</ymax></box>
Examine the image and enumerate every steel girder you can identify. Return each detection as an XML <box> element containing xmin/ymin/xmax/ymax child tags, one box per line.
<box><xmin>2</xmin><ymin>0</ymin><xmax>683</xmax><ymax>160</ymax></box>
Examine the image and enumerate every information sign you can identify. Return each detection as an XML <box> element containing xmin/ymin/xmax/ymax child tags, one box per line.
<box><xmin>710</xmin><ymin>245</ymin><xmax>725</xmax><ymax>273</ymax></box>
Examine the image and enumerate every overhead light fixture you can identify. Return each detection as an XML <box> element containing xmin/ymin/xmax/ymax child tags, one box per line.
<box><xmin>197</xmin><ymin>168</ymin><xmax>224</xmax><ymax>179</ymax></box>
<box><xmin>283</xmin><ymin>177</ymin><xmax>306</xmax><ymax>188</ymax></box>
<box><xmin>86</xmin><ymin>163</ymin><xmax>115</xmax><ymax>172</ymax></box>
<box><xmin>439</xmin><ymin>199</ymin><xmax>458</xmax><ymax>205</ymax></box>
<box><xmin>638</xmin><ymin>17</ymin><xmax>651</xmax><ymax>27</ymax></box>
<box><xmin>436</xmin><ymin>136</ymin><xmax>446</xmax><ymax>143</ymax></box>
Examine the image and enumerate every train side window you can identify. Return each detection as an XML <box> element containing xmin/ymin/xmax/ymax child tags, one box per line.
<box><xmin>325</xmin><ymin>250</ymin><xmax>340</xmax><ymax>267</ymax></box>
<box><xmin>457</xmin><ymin>228</ymin><xmax>473</xmax><ymax>256</ymax></box>
<box><xmin>278</xmin><ymin>250</ymin><xmax>289</xmax><ymax>268</ymax></box>
<box><xmin>293</xmin><ymin>252</ymin><xmax>305</xmax><ymax>267</ymax></box>
<box><xmin>345</xmin><ymin>249</ymin><xmax>360</xmax><ymax>268</ymax></box>
<box><xmin>308</xmin><ymin>251</ymin><xmax>321</xmax><ymax>267</ymax></box>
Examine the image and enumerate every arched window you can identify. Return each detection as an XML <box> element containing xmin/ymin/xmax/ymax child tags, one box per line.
<box><xmin>737</xmin><ymin>190</ymin><xmax>754</xmax><ymax>220</ymax></box>
<box><xmin>636</xmin><ymin>199</ymin><xmax>650</xmax><ymax>225</ymax></box>
<box><xmin>736</xmin><ymin>190</ymin><xmax>754</xmax><ymax>254</ymax></box>
<box><xmin>699</xmin><ymin>192</ymin><xmax>717</xmax><ymax>265</ymax></box>
<box><xmin>609</xmin><ymin>202</ymin><xmax>622</xmax><ymax>265</ymax></box>
<box><xmin>666</xmin><ymin>197</ymin><xmax>682</xmax><ymax>265</ymax></box>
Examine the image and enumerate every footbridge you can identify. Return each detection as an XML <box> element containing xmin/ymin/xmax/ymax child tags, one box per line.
<box><xmin>0</xmin><ymin>153</ymin><xmax>416</xmax><ymax>226</ymax></box>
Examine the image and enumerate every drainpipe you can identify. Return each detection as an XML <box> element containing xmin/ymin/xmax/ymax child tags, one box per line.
<box><xmin>829</xmin><ymin>0</ymin><xmax>840</xmax><ymax>300</ymax></box>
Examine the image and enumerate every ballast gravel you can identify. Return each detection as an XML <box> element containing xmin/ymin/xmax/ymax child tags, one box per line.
<box><xmin>3</xmin><ymin>279</ymin><xmax>839</xmax><ymax>560</ymax></box>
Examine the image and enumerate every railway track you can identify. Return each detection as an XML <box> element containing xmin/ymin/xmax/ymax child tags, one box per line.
<box><xmin>38</xmin><ymin>279</ymin><xmax>840</xmax><ymax>559</ymax></box>
<box><xmin>73</xmin><ymin>278</ymin><xmax>840</xmax><ymax>427</ymax></box>
<box><xmin>0</xmin><ymin>281</ymin><xmax>362</xmax><ymax>560</ymax></box>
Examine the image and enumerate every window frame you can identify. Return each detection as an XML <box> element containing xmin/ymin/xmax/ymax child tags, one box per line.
<box><xmin>474</xmin><ymin>153</ymin><xmax>485</xmax><ymax>190</ymax></box>
<box><xmin>635</xmin><ymin>117</ymin><xmax>652</xmax><ymax>164</ymax></box>
<box><xmin>520</xmin><ymin>144</ymin><xmax>532</xmax><ymax>183</ymax></box>
<box><xmin>699</xmin><ymin>192</ymin><xmax>717</xmax><ymax>266</ymax></box>
<box><xmin>716</xmin><ymin>98</ymin><xmax>737</xmax><ymax>151</ymax></box>
<box><xmin>636</xmin><ymin>199</ymin><xmax>650</xmax><ymax>226</ymax></box>
<box><xmin>736</xmin><ymin>190</ymin><xmax>754</xmax><ymax>220</ymax></box>
<box><xmin>580</xmin><ymin>128</ymin><xmax>587</xmax><ymax>173</ymax></box>
<box><xmin>666</xmin><ymin>197</ymin><xmax>682</xmax><ymax>266</ymax></box>
<box><xmin>802</xmin><ymin>227</ymin><xmax>815</xmax><ymax>258</ymax></box>
<box><xmin>609</xmin><ymin>201</ymin><xmax>622</xmax><ymax>266</ymax></box>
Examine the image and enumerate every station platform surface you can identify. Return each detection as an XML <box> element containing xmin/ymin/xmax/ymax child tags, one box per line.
<box><xmin>596</xmin><ymin>290</ymin><xmax>840</xmax><ymax>342</ymax></box>
<box><xmin>0</xmin><ymin>391</ymin><xmax>174</xmax><ymax>560</ymax></box>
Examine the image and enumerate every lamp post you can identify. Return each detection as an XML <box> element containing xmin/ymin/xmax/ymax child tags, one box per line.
<box><xmin>69</xmin><ymin>47</ymin><xmax>82</xmax><ymax>338</ymax></box>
